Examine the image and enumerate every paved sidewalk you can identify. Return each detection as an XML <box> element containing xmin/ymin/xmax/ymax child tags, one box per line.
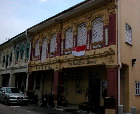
<box><xmin>55</xmin><ymin>104</ymin><xmax>78</xmax><ymax>113</ymax></box>
<box><xmin>25</xmin><ymin>104</ymin><xmax>73</xmax><ymax>114</ymax></box>
<box><xmin>27</xmin><ymin>104</ymin><xmax>78</xmax><ymax>114</ymax></box>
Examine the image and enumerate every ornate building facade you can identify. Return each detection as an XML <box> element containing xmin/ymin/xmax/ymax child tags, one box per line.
<box><xmin>1</xmin><ymin>0</ymin><xmax>140</xmax><ymax>113</ymax></box>
<box><xmin>0</xmin><ymin>32</ymin><xmax>30</xmax><ymax>93</ymax></box>
<box><xmin>26</xmin><ymin>0</ymin><xmax>119</xmax><ymax>113</ymax></box>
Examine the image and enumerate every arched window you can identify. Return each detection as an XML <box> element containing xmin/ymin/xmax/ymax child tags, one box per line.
<box><xmin>92</xmin><ymin>17</ymin><xmax>103</xmax><ymax>43</ymax></box>
<box><xmin>77</xmin><ymin>23</ymin><xmax>87</xmax><ymax>46</ymax></box>
<box><xmin>35</xmin><ymin>40</ymin><xmax>40</xmax><ymax>56</ymax></box>
<box><xmin>41</xmin><ymin>38</ymin><xmax>48</xmax><ymax>62</ymax></box>
<box><xmin>50</xmin><ymin>34</ymin><xmax>57</xmax><ymax>53</ymax></box>
<box><xmin>65</xmin><ymin>28</ymin><xmax>73</xmax><ymax>49</ymax></box>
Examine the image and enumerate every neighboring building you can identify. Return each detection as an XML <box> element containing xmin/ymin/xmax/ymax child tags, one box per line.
<box><xmin>0</xmin><ymin>32</ymin><xmax>30</xmax><ymax>93</ymax></box>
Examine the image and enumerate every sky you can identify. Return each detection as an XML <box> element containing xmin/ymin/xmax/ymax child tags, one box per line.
<box><xmin>0</xmin><ymin>0</ymin><xmax>84</xmax><ymax>44</ymax></box>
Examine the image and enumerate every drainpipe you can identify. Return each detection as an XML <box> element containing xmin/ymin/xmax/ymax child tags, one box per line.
<box><xmin>25</xmin><ymin>29</ymin><xmax>31</xmax><ymax>91</ymax></box>
<box><xmin>117</xmin><ymin>0</ymin><xmax>121</xmax><ymax>106</ymax></box>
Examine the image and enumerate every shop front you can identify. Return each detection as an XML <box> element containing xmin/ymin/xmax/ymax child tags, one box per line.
<box><xmin>27</xmin><ymin>45</ymin><xmax>118</xmax><ymax>112</ymax></box>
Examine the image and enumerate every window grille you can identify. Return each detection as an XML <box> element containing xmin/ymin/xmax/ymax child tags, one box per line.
<box><xmin>92</xmin><ymin>17</ymin><xmax>103</xmax><ymax>43</ymax></box>
<box><xmin>41</xmin><ymin>38</ymin><xmax>48</xmax><ymax>62</ymax></box>
<box><xmin>35</xmin><ymin>40</ymin><xmax>40</xmax><ymax>56</ymax></box>
<box><xmin>77</xmin><ymin>23</ymin><xmax>87</xmax><ymax>46</ymax></box>
<box><xmin>125</xmin><ymin>24</ymin><xmax>132</xmax><ymax>45</ymax></box>
<box><xmin>65</xmin><ymin>28</ymin><xmax>73</xmax><ymax>49</ymax></box>
<box><xmin>50</xmin><ymin>34</ymin><xmax>57</xmax><ymax>53</ymax></box>
<box><xmin>136</xmin><ymin>81</ymin><xmax>140</xmax><ymax>95</ymax></box>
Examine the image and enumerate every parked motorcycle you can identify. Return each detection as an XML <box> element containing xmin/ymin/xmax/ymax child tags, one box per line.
<box><xmin>26</xmin><ymin>91</ymin><xmax>38</xmax><ymax>105</ymax></box>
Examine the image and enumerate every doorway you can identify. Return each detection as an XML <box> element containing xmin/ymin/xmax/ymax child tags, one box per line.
<box><xmin>88</xmin><ymin>79</ymin><xmax>100</xmax><ymax>107</ymax></box>
<box><xmin>2</xmin><ymin>74</ymin><xmax>10</xmax><ymax>87</ymax></box>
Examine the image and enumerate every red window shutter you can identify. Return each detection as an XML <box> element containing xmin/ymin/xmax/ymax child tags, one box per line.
<box><xmin>108</xmin><ymin>13</ymin><xmax>116</xmax><ymax>45</ymax></box>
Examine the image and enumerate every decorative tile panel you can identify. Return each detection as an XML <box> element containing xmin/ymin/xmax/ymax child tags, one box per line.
<box><xmin>61</xmin><ymin>40</ymin><xmax>64</xmax><ymax>55</ymax></box>
<box><xmin>105</xmin><ymin>28</ymin><xmax>109</xmax><ymax>46</ymax></box>
<box><xmin>77</xmin><ymin>23</ymin><xmax>87</xmax><ymax>46</ymax></box>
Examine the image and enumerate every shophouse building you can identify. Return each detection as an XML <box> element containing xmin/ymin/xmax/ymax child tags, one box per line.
<box><xmin>1</xmin><ymin>0</ymin><xmax>140</xmax><ymax>113</ymax></box>
<box><xmin>0</xmin><ymin>32</ymin><xmax>30</xmax><ymax>93</ymax></box>
<box><xmin>26</xmin><ymin>0</ymin><xmax>119</xmax><ymax>113</ymax></box>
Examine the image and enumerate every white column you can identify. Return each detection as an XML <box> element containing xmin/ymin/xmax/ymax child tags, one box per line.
<box><xmin>26</xmin><ymin>72</ymin><xmax>32</xmax><ymax>91</ymax></box>
<box><xmin>26</xmin><ymin>73</ymin><xmax>29</xmax><ymax>91</ymax></box>
<box><xmin>9</xmin><ymin>73</ymin><xmax>15</xmax><ymax>87</ymax></box>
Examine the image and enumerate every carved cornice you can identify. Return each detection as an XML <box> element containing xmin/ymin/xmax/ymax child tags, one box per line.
<box><xmin>29</xmin><ymin>47</ymin><xmax>115</xmax><ymax>68</ymax></box>
<box><xmin>63</xmin><ymin>0</ymin><xmax>114</xmax><ymax>23</ymax></box>
<box><xmin>106</xmin><ymin>3</ymin><xmax>117</xmax><ymax>15</ymax></box>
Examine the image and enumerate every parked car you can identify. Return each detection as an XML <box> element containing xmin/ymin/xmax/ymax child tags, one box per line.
<box><xmin>0</xmin><ymin>87</ymin><xmax>29</xmax><ymax>105</ymax></box>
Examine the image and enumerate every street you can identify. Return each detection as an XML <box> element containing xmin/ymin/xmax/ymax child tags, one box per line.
<box><xmin>0</xmin><ymin>103</ymin><xmax>74</xmax><ymax>114</ymax></box>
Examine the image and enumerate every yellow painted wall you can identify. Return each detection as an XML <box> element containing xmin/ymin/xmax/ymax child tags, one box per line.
<box><xmin>43</xmin><ymin>76</ymin><xmax>53</xmax><ymax>95</ymax></box>
<box><xmin>65</xmin><ymin>70</ymin><xmax>88</xmax><ymax>104</ymax></box>
<box><xmin>65</xmin><ymin>66</ymin><xmax>106</xmax><ymax>105</ymax></box>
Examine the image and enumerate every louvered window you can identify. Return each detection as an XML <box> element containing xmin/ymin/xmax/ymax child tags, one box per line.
<box><xmin>2</xmin><ymin>56</ymin><xmax>5</xmax><ymax>67</ymax></box>
<box><xmin>26</xmin><ymin>48</ymin><xmax>29</xmax><ymax>58</ymax></box>
<box><xmin>65</xmin><ymin>28</ymin><xmax>73</xmax><ymax>49</ymax></box>
<box><xmin>77</xmin><ymin>23</ymin><xmax>87</xmax><ymax>46</ymax></box>
<box><xmin>92</xmin><ymin>17</ymin><xmax>103</xmax><ymax>43</ymax></box>
<box><xmin>20</xmin><ymin>50</ymin><xmax>24</xmax><ymax>60</ymax></box>
<box><xmin>50</xmin><ymin>34</ymin><xmax>57</xmax><ymax>53</ymax></box>
<box><xmin>136</xmin><ymin>81</ymin><xmax>140</xmax><ymax>95</ymax></box>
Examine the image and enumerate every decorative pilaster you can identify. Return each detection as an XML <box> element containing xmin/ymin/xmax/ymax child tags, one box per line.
<box><xmin>107</xmin><ymin>66</ymin><xmax>118</xmax><ymax>98</ymax></box>
<box><xmin>103</xmin><ymin>25</ymin><xmax>109</xmax><ymax>47</ymax></box>
<box><xmin>48</xmin><ymin>42</ymin><xmax>50</xmax><ymax>56</ymax></box>
<box><xmin>9</xmin><ymin>73</ymin><xmax>15</xmax><ymax>87</ymax></box>
<box><xmin>87</xmin><ymin>30</ymin><xmax>91</xmax><ymax>50</ymax></box>
<box><xmin>26</xmin><ymin>72</ymin><xmax>34</xmax><ymax>91</ymax></box>
<box><xmin>56</xmin><ymin>32</ymin><xmax>61</xmax><ymax>56</ymax></box>
<box><xmin>53</xmin><ymin>70</ymin><xmax>64</xmax><ymax>104</ymax></box>
<box><xmin>39</xmin><ymin>45</ymin><xmax>42</xmax><ymax>60</ymax></box>
<box><xmin>61</xmin><ymin>39</ymin><xmax>64</xmax><ymax>55</ymax></box>
<box><xmin>73</xmin><ymin>35</ymin><xmax>77</xmax><ymax>47</ymax></box>
<box><xmin>106</xmin><ymin>66</ymin><xmax>118</xmax><ymax>113</ymax></box>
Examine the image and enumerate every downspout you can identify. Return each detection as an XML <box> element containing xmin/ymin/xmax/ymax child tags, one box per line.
<box><xmin>117</xmin><ymin>0</ymin><xmax>121</xmax><ymax>106</ymax></box>
<box><xmin>25</xmin><ymin>29</ymin><xmax>31</xmax><ymax>91</ymax></box>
